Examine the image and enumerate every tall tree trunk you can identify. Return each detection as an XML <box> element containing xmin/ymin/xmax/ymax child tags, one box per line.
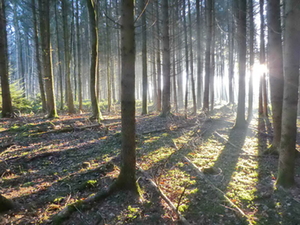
<box><xmin>62</xmin><ymin>0</ymin><xmax>76</xmax><ymax>114</ymax></box>
<box><xmin>276</xmin><ymin>0</ymin><xmax>300</xmax><ymax>188</ymax></box>
<box><xmin>141</xmin><ymin>0</ymin><xmax>148</xmax><ymax>115</ymax></box>
<box><xmin>161</xmin><ymin>0</ymin><xmax>171</xmax><ymax>117</ymax></box>
<box><xmin>0</xmin><ymin>0</ymin><xmax>13</xmax><ymax>118</ymax></box>
<box><xmin>13</xmin><ymin>1</ymin><xmax>25</xmax><ymax>96</ymax></box>
<box><xmin>267</xmin><ymin>0</ymin><xmax>283</xmax><ymax>152</ymax></box>
<box><xmin>156</xmin><ymin>0</ymin><xmax>162</xmax><ymax>111</ymax></box>
<box><xmin>210</xmin><ymin>1</ymin><xmax>215</xmax><ymax>111</ymax></box>
<box><xmin>259</xmin><ymin>0</ymin><xmax>268</xmax><ymax>118</ymax></box>
<box><xmin>183</xmin><ymin>0</ymin><xmax>190</xmax><ymax>117</ymax></box>
<box><xmin>87</xmin><ymin>0</ymin><xmax>102</xmax><ymax>121</ymax></box>
<box><xmin>188</xmin><ymin>0</ymin><xmax>197</xmax><ymax>114</ymax></box>
<box><xmin>151</xmin><ymin>3</ymin><xmax>157</xmax><ymax>108</ymax></box>
<box><xmin>203</xmin><ymin>0</ymin><xmax>213</xmax><ymax>112</ymax></box>
<box><xmin>196</xmin><ymin>0</ymin><xmax>203</xmax><ymax>109</ymax></box>
<box><xmin>175</xmin><ymin>1</ymin><xmax>183</xmax><ymax>110</ymax></box>
<box><xmin>39</xmin><ymin>0</ymin><xmax>57</xmax><ymax>118</ymax></box>
<box><xmin>114</xmin><ymin>0</ymin><xmax>137</xmax><ymax>192</ymax></box>
<box><xmin>105</xmin><ymin>0</ymin><xmax>112</xmax><ymax>113</ymax></box>
<box><xmin>32</xmin><ymin>0</ymin><xmax>47</xmax><ymax>112</ymax></box>
<box><xmin>54</xmin><ymin>2</ymin><xmax>64</xmax><ymax>111</ymax></box>
<box><xmin>234</xmin><ymin>0</ymin><xmax>247</xmax><ymax>128</ymax></box>
<box><xmin>76</xmin><ymin>0</ymin><xmax>83</xmax><ymax>112</ymax></box>
<box><xmin>228</xmin><ymin>0</ymin><xmax>235</xmax><ymax>105</ymax></box>
<box><xmin>171</xmin><ymin>5</ymin><xmax>177</xmax><ymax>113</ymax></box>
<box><xmin>247</xmin><ymin>0</ymin><xmax>254</xmax><ymax>121</ymax></box>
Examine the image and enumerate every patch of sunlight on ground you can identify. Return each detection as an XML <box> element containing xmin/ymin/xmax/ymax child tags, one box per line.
<box><xmin>139</xmin><ymin>147</ymin><xmax>176</xmax><ymax>170</ymax></box>
<box><xmin>225</xmin><ymin>134</ymin><xmax>260</xmax><ymax>222</ymax></box>
<box><xmin>186</xmin><ymin>137</ymin><xmax>225</xmax><ymax>168</ymax></box>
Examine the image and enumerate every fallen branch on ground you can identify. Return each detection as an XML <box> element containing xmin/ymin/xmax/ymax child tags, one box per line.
<box><xmin>51</xmin><ymin>187</ymin><xmax>112</xmax><ymax>224</ymax></box>
<box><xmin>213</xmin><ymin>131</ymin><xmax>243</xmax><ymax>150</ymax></box>
<box><xmin>33</xmin><ymin>123</ymin><xmax>103</xmax><ymax>136</ymax></box>
<box><xmin>137</xmin><ymin>166</ymin><xmax>191</xmax><ymax>225</ymax></box>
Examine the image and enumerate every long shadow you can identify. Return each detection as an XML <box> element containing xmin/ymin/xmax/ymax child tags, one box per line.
<box><xmin>178</xmin><ymin>125</ymin><xmax>249</xmax><ymax>224</ymax></box>
<box><xmin>253</xmin><ymin>115</ymin><xmax>300</xmax><ymax>224</ymax></box>
<box><xmin>211</xmin><ymin>126</ymin><xmax>248</xmax><ymax>191</ymax></box>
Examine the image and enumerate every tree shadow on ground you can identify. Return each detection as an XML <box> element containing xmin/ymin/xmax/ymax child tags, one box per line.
<box><xmin>253</xmin><ymin>116</ymin><xmax>300</xmax><ymax>224</ymax></box>
<box><xmin>176</xmin><ymin>123</ymin><xmax>250</xmax><ymax>224</ymax></box>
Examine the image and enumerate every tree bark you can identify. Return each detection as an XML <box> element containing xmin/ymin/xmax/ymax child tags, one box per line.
<box><xmin>62</xmin><ymin>0</ymin><xmax>76</xmax><ymax>114</ymax></box>
<box><xmin>196</xmin><ymin>0</ymin><xmax>203</xmax><ymax>110</ymax></box>
<box><xmin>234</xmin><ymin>0</ymin><xmax>247</xmax><ymax>128</ymax></box>
<box><xmin>87</xmin><ymin>0</ymin><xmax>102</xmax><ymax>122</ymax></box>
<box><xmin>39</xmin><ymin>0</ymin><xmax>58</xmax><ymax>118</ymax></box>
<box><xmin>183</xmin><ymin>0</ymin><xmax>190</xmax><ymax>117</ymax></box>
<box><xmin>267</xmin><ymin>0</ymin><xmax>283</xmax><ymax>152</ymax></box>
<box><xmin>276</xmin><ymin>0</ymin><xmax>300</xmax><ymax>188</ymax></box>
<box><xmin>228</xmin><ymin>0</ymin><xmax>234</xmax><ymax>105</ymax></box>
<box><xmin>0</xmin><ymin>0</ymin><xmax>13</xmax><ymax>118</ymax></box>
<box><xmin>247</xmin><ymin>0</ymin><xmax>254</xmax><ymax>121</ymax></box>
<box><xmin>203</xmin><ymin>0</ymin><xmax>213</xmax><ymax>112</ymax></box>
<box><xmin>161</xmin><ymin>0</ymin><xmax>171</xmax><ymax>117</ymax></box>
<box><xmin>32</xmin><ymin>0</ymin><xmax>47</xmax><ymax>112</ymax></box>
<box><xmin>188</xmin><ymin>0</ymin><xmax>197</xmax><ymax>114</ymax></box>
<box><xmin>76</xmin><ymin>0</ymin><xmax>83</xmax><ymax>112</ymax></box>
<box><xmin>114</xmin><ymin>0</ymin><xmax>137</xmax><ymax>192</ymax></box>
<box><xmin>156</xmin><ymin>0</ymin><xmax>162</xmax><ymax>112</ymax></box>
<box><xmin>141</xmin><ymin>0</ymin><xmax>148</xmax><ymax>115</ymax></box>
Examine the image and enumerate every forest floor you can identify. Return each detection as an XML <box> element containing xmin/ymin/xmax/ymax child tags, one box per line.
<box><xmin>1</xmin><ymin>106</ymin><xmax>300</xmax><ymax>225</ymax></box>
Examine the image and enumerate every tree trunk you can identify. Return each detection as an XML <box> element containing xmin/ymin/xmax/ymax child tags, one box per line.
<box><xmin>188</xmin><ymin>0</ymin><xmax>197</xmax><ymax>115</ymax></box>
<box><xmin>183</xmin><ymin>0</ymin><xmax>190</xmax><ymax>117</ymax></box>
<box><xmin>76</xmin><ymin>0</ymin><xmax>83</xmax><ymax>112</ymax></box>
<box><xmin>156</xmin><ymin>0</ymin><xmax>162</xmax><ymax>112</ymax></box>
<box><xmin>161</xmin><ymin>0</ymin><xmax>171</xmax><ymax>117</ymax></box>
<box><xmin>203</xmin><ymin>0</ymin><xmax>213</xmax><ymax>112</ymax></box>
<box><xmin>228</xmin><ymin>0</ymin><xmax>235</xmax><ymax>105</ymax></box>
<box><xmin>276</xmin><ymin>0</ymin><xmax>300</xmax><ymax>188</ymax></box>
<box><xmin>62</xmin><ymin>0</ymin><xmax>76</xmax><ymax>114</ymax></box>
<box><xmin>87</xmin><ymin>0</ymin><xmax>102</xmax><ymax>122</ymax></box>
<box><xmin>141</xmin><ymin>0</ymin><xmax>148</xmax><ymax>115</ymax></box>
<box><xmin>210</xmin><ymin>1</ymin><xmax>215</xmax><ymax>111</ymax></box>
<box><xmin>196</xmin><ymin>0</ymin><xmax>203</xmax><ymax>110</ymax></box>
<box><xmin>267</xmin><ymin>0</ymin><xmax>283</xmax><ymax>152</ymax></box>
<box><xmin>234</xmin><ymin>0</ymin><xmax>247</xmax><ymax>128</ymax></box>
<box><xmin>39</xmin><ymin>0</ymin><xmax>58</xmax><ymax>118</ymax></box>
<box><xmin>32</xmin><ymin>0</ymin><xmax>47</xmax><ymax>112</ymax></box>
<box><xmin>13</xmin><ymin>1</ymin><xmax>25</xmax><ymax>97</ymax></box>
<box><xmin>114</xmin><ymin>0</ymin><xmax>137</xmax><ymax>192</ymax></box>
<box><xmin>171</xmin><ymin>4</ymin><xmax>178</xmax><ymax>113</ymax></box>
<box><xmin>0</xmin><ymin>0</ymin><xmax>13</xmax><ymax>118</ymax></box>
<box><xmin>54</xmin><ymin>2</ymin><xmax>64</xmax><ymax>111</ymax></box>
<box><xmin>105</xmin><ymin>0</ymin><xmax>112</xmax><ymax>113</ymax></box>
<box><xmin>247</xmin><ymin>0</ymin><xmax>254</xmax><ymax>121</ymax></box>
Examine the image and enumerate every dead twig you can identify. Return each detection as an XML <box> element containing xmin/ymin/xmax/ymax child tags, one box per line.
<box><xmin>176</xmin><ymin>183</ymin><xmax>188</xmax><ymax>213</ymax></box>
<box><xmin>137</xmin><ymin>166</ymin><xmax>191</xmax><ymax>225</ymax></box>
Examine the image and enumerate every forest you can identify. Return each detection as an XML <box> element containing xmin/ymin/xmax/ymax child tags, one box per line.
<box><xmin>1</xmin><ymin>0</ymin><xmax>300</xmax><ymax>224</ymax></box>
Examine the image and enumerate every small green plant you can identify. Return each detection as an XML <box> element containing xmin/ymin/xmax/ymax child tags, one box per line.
<box><xmin>126</xmin><ymin>206</ymin><xmax>140</xmax><ymax>221</ymax></box>
<box><xmin>86</xmin><ymin>180</ymin><xmax>97</xmax><ymax>187</ymax></box>
<box><xmin>53</xmin><ymin>197</ymin><xmax>65</xmax><ymax>203</ymax></box>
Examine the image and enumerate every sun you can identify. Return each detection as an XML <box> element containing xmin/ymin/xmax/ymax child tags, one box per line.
<box><xmin>252</xmin><ymin>63</ymin><xmax>268</xmax><ymax>77</ymax></box>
